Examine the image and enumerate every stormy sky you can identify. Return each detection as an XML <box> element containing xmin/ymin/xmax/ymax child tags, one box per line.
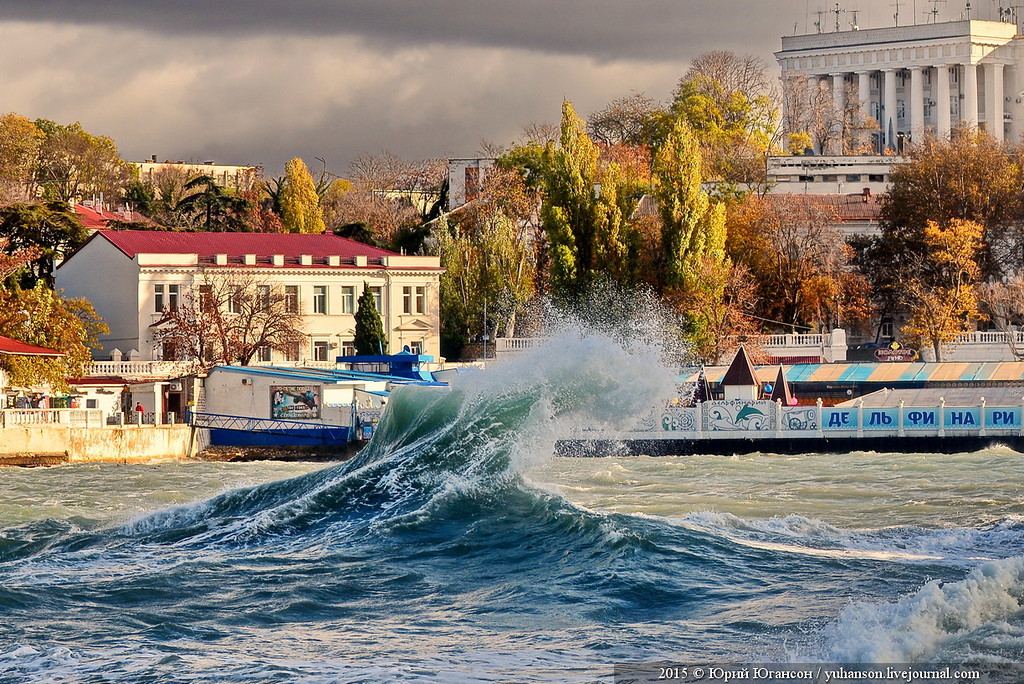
<box><xmin>0</xmin><ymin>0</ymin><xmax>1002</xmax><ymax>176</ymax></box>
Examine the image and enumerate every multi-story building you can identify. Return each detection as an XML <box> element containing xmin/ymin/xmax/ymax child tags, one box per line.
<box><xmin>55</xmin><ymin>231</ymin><xmax>442</xmax><ymax>364</ymax></box>
<box><xmin>133</xmin><ymin>157</ymin><xmax>259</xmax><ymax>191</ymax></box>
<box><xmin>776</xmin><ymin>18</ymin><xmax>1023</xmax><ymax>148</ymax></box>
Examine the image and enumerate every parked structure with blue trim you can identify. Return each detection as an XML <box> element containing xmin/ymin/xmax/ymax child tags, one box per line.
<box><xmin>193</xmin><ymin>361</ymin><xmax>445</xmax><ymax>448</ymax></box>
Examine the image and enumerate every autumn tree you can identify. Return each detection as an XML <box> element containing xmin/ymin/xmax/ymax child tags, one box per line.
<box><xmin>354</xmin><ymin>283</ymin><xmax>387</xmax><ymax>355</ymax></box>
<box><xmin>882</xmin><ymin>127</ymin><xmax>1022</xmax><ymax>277</ymax></box>
<box><xmin>0</xmin><ymin>114</ymin><xmax>43</xmax><ymax>202</ymax></box>
<box><xmin>279</xmin><ymin>157</ymin><xmax>326</xmax><ymax>234</ymax></box>
<box><xmin>437</xmin><ymin>167</ymin><xmax>538</xmax><ymax>358</ymax></box>
<box><xmin>33</xmin><ymin>119</ymin><xmax>133</xmax><ymax>203</ymax></box>
<box><xmin>0</xmin><ymin>284</ymin><xmax>107</xmax><ymax>391</ymax></box>
<box><xmin>587</xmin><ymin>92</ymin><xmax>660</xmax><ymax>147</ymax></box>
<box><xmin>977</xmin><ymin>277</ymin><xmax>1024</xmax><ymax>360</ymax></box>
<box><xmin>152</xmin><ymin>272</ymin><xmax>306</xmax><ymax>367</ymax></box>
<box><xmin>902</xmin><ymin>219</ymin><xmax>984</xmax><ymax>361</ymax></box>
<box><xmin>728</xmin><ymin>195</ymin><xmax>871</xmax><ymax>332</ymax></box>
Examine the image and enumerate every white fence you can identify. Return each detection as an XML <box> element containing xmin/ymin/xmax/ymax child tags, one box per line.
<box><xmin>495</xmin><ymin>329</ymin><xmax>849</xmax><ymax>362</ymax></box>
<box><xmin>0</xmin><ymin>408</ymin><xmax>180</xmax><ymax>428</ymax></box>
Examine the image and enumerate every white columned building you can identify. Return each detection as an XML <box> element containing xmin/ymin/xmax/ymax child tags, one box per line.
<box><xmin>777</xmin><ymin>20</ymin><xmax>1022</xmax><ymax>150</ymax></box>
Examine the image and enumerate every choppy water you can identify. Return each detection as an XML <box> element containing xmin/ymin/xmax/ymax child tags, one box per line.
<box><xmin>1</xmin><ymin>331</ymin><xmax>1023</xmax><ymax>682</ymax></box>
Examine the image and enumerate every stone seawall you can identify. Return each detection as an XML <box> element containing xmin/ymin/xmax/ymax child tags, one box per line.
<box><xmin>0</xmin><ymin>425</ymin><xmax>193</xmax><ymax>465</ymax></box>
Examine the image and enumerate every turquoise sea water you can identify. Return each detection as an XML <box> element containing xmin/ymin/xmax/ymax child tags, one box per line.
<box><xmin>1</xmin><ymin>332</ymin><xmax>1023</xmax><ymax>682</ymax></box>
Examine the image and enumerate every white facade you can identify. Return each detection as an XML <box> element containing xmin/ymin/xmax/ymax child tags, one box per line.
<box><xmin>55</xmin><ymin>232</ymin><xmax>443</xmax><ymax>364</ymax></box>
<box><xmin>134</xmin><ymin>159</ymin><xmax>258</xmax><ymax>191</ymax></box>
<box><xmin>777</xmin><ymin>20</ymin><xmax>1022</xmax><ymax>147</ymax></box>
<box><xmin>447</xmin><ymin>158</ymin><xmax>495</xmax><ymax>211</ymax></box>
<box><xmin>767</xmin><ymin>155</ymin><xmax>905</xmax><ymax>194</ymax></box>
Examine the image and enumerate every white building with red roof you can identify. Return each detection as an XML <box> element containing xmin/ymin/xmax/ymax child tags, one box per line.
<box><xmin>55</xmin><ymin>230</ymin><xmax>442</xmax><ymax>364</ymax></box>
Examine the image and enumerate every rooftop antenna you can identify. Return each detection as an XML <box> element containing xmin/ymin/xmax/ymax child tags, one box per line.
<box><xmin>893</xmin><ymin>0</ymin><xmax>902</xmax><ymax>25</ymax></box>
<box><xmin>831</xmin><ymin>2</ymin><xmax>847</xmax><ymax>30</ymax></box>
<box><xmin>851</xmin><ymin>8</ymin><xmax>861</xmax><ymax>27</ymax></box>
<box><xmin>815</xmin><ymin>8</ymin><xmax>825</xmax><ymax>31</ymax></box>
<box><xmin>927</xmin><ymin>0</ymin><xmax>947</xmax><ymax>22</ymax></box>
<box><xmin>964</xmin><ymin>0</ymin><xmax>972</xmax><ymax>18</ymax></box>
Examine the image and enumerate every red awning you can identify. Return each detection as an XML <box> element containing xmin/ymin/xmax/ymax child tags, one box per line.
<box><xmin>0</xmin><ymin>335</ymin><xmax>63</xmax><ymax>357</ymax></box>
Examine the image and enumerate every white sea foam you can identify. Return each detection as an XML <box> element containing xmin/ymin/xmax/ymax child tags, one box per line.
<box><xmin>807</xmin><ymin>557</ymin><xmax>1024</xmax><ymax>662</ymax></box>
<box><xmin>672</xmin><ymin>511</ymin><xmax>1024</xmax><ymax>565</ymax></box>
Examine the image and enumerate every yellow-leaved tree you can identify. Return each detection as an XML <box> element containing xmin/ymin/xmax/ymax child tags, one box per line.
<box><xmin>902</xmin><ymin>219</ymin><xmax>984</xmax><ymax>362</ymax></box>
<box><xmin>280</xmin><ymin>157</ymin><xmax>325</xmax><ymax>234</ymax></box>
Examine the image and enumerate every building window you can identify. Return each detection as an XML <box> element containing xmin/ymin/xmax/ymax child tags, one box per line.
<box><xmin>409</xmin><ymin>341</ymin><xmax>422</xmax><ymax>355</ymax></box>
<box><xmin>371</xmin><ymin>286</ymin><xmax>384</xmax><ymax>314</ymax></box>
<box><xmin>154</xmin><ymin>284</ymin><xmax>164</xmax><ymax>312</ymax></box>
<box><xmin>86</xmin><ymin>398</ymin><xmax>98</xmax><ymax>409</ymax></box>
<box><xmin>870</xmin><ymin>102</ymin><xmax>880</xmax><ymax>119</ymax></box>
<box><xmin>465</xmin><ymin>166</ymin><xmax>481</xmax><ymax>201</ymax></box>
<box><xmin>403</xmin><ymin>286</ymin><xmax>426</xmax><ymax>314</ymax></box>
<box><xmin>257</xmin><ymin>346</ymin><xmax>272</xmax><ymax>363</ymax></box>
<box><xmin>845</xmin><ymin>174</ymin><xmax>861</xmax><ymax>182</ymax></box>
<box><xmin>798</xmin><ymin>175</ymin><xmax>814</xmax><ymax>183</ymax></box>
<box><xmin>313</xmin><ymin>286</ymin><xmax>328</xmax><ymax>314</ymax></box>
<box><xmin>198</xmin><ymin>284</ymin><xmax>214</xmax><ymax>312</ymax></box>
<box><xmin>312</xmin><ymin>340</ymin><xmax>330</xmax><ymax>361</ymax></box>
<box><xmin>285</xmin><ymin>285</ymin><xmax>299</xmax><ymax>313</ymax></box>
<box><xmin>168</xmin><ymin>285</ymin><xmax>179</xmax><ymax>311</ymax></box>
<box><xmin>228</xmin><ymin>287</ymin><xmax>242</xmax><ymax>314</ymax></box>
<box><xmin>283</xmin><ymin>342</ymin><xmax>300</xmax><ymax>362</ymax></box>
<box><xmin>896</xmin><ymin>99</ymin><xmax>905</xmax><ymax>118</ymax></box>
<box><xmin>869</xmin><ymin>174</ymin><xmax>885</xmax><ymax>182</ymax></box>
<box><xmin>880</xmin><ymin>319</ymin><xmax>894</xmax><ymax>339</ymax></box>
<box><xmin>341</xmin><ymin>341</ymin><xmax>356</xmax><ymax>357</ymax></box>
<box><xmin>340</xmin><ymin>285</ymin><xmax>356</xmax><ymax>314</ymax></box>
<box><xmin>162</xmin><ymin>342</ymin><xmax>178</xmax><ymax>361</ymax></box>
<box><xmin>257</xmin><ymin>285</ymin><xmax>271</xmax><ymax>312</ymax></box>
<box><xmin>822</xmin><ymin>174</ymin><xmax>838</xmax><ymax>182</ymax></box>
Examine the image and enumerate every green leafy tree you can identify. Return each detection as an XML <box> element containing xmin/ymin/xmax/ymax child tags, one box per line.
<box><xmin>661</xmin><ymin>51</ymin><xmax>779</xmax><ymax>194</ymax></box>
<box><xmin>652</xmin><ymin>117</ymin><xmax>726</xmax><ymax>292</ymax></box>
<box><xmin>174</xmin><ymin>174</ymin><xmax>251</xmax><ymax>231</ymax></box>
<box><xmin>280</xmin><ymin>157</ymin><xmax>326</xmax><ymax>234</ymax></box>
<box><xmin>354</xmin><ymin>283</ymin><xmax>387</xmax><ymax>355</ymax></box>
<box><xmin>0</xmin><ymin>284</ymin><xmax>107</xmax><ymax>391</ymax></box>
<box><xmin>0</xmin><ymin>202</ymin><xmax>88</xmax><ymax>287</ymax></box>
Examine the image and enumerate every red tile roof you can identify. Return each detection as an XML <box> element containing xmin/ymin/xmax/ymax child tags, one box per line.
<box><xmin>74</xmin><ymin>205</ymin><xmax>154</xmax><ymax>230</ymax></box>
<box><xmin>97</xmin><ymin>230</ymin><xmax>399</xmax><ymax>260</ymax></box>
<box><xmin>0</xmin><ymin>335</ymin><xmax>62</xmax><ymax>357</ymax></box>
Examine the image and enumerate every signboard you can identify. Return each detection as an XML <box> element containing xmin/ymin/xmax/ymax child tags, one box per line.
<box><xmin>874</xmin><ymin>342</ymin><xmax>917</xmax><ymax>362</ymax></box>
<box><xmin>271</xmin><ymin>385</ymin><xmax>321</xmax><ymax>420</ymax></box>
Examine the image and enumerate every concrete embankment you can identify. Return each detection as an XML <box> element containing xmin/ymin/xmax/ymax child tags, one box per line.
<box><xmin>0</xmin><ymin>424</ymin><xmax>193</xmax><ymax>466</ymax></box>
<box><xmin>0</xmin><ymin>424</ymin><xmax>364</xmax><ymax>467</ymax></box>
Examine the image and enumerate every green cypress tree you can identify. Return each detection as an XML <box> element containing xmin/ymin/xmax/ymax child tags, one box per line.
<box><xmin>354</xmin><ymin>282</ymin><xmax>387</xmax><ymax>355</ymax></box>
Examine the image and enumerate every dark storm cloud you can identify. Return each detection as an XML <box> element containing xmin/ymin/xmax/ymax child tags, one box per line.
<box><xmin>2</xmin><ymin>0</ymin><xmax>810</xmax><ymax>61</ymax></box>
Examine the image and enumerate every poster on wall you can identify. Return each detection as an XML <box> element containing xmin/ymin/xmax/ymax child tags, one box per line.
<box><xmin>271</xmin><ymin>385</ymin><xmax>321</xmax><ymax>420</ymax></box>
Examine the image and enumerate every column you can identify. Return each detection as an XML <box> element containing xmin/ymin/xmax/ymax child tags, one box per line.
<box><xmin>883</xmin><ymin>68</ymin><xmax>898</xmax><ymax>148</ymax></box>
<box><xmin>1007</xmin><ymin>64</ymin><xmax>1021</xmax><ymax>141</ymax></box>
<box><xmin>832</xmin><ymin>73</ymin><xmax>847</xmax><ymax>154</ymax></box>
<box><xmin>962</xmin><ymin>62</ymin><xmax>979</xmax><ymax>129</ymax></box>
<box><xmin>857</xmin><ymin>71</ymin><xmax>872</xmax><ymax>120</ymax></box>
<box><xmin>984</xmin><ymin>62</ymin><xmax>1005</xmax><ymax>140</ymax></box>
<box><xmin>936</xmin><ymin>64</ymin><xmax>952</xmax><ymax>138</ymax></box>
<box><xmin>910</xmin><ymin>66</ymin><xmax>925</xmax><ymax>143</ymax></box>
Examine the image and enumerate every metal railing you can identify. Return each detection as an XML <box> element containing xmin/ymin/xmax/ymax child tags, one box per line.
<box><xmin>189</xmin><ymin>411</ymin><xmax>349</xmax><ymax>441</ymax></box>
